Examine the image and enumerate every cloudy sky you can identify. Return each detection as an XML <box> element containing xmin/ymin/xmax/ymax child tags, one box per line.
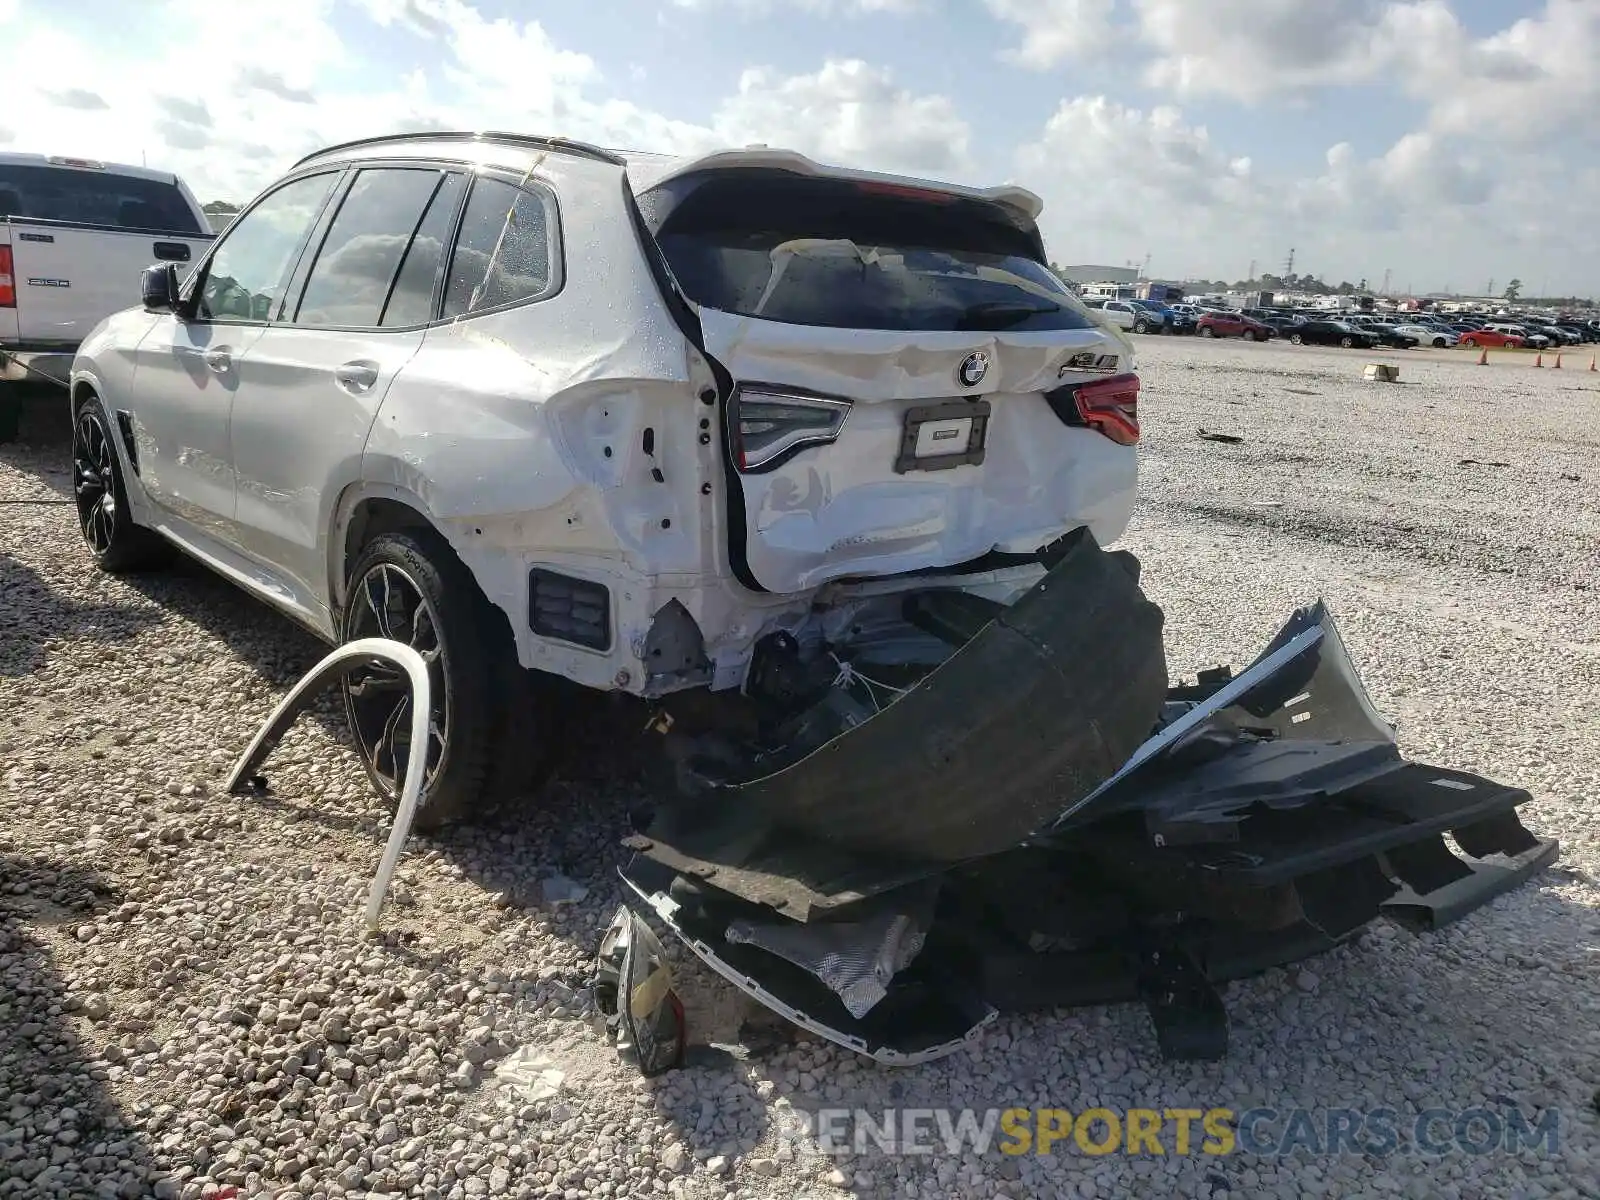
<box><xmin>2</xmin><ymin>0</ymin><xmax>1596</xmax><ymax>296</ymax></box>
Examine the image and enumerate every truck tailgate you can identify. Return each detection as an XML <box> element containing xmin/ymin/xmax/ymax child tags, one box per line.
<box><xmin>4</xmin><ymin>220</ymin><xmax>207</xmax><ymax>345</ymax></box>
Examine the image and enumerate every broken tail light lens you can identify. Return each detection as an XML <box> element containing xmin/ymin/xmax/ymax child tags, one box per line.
<box><xmin>1045</xmin><ymin>372</ymin><xmax>1140</xmax><ymax>446</ymax></box>
<box><xmin>732</xmin><ymin>386</ymin><xmax>852</xmax><ymax>472</ymax></box>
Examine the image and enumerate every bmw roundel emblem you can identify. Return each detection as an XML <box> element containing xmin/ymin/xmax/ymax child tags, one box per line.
<box><xmin>957</xmin><ymin>351</ymin><xmax>990</xmax><ymax>388</ymax></box>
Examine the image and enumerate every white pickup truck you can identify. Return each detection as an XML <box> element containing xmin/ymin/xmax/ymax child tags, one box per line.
<box><xmin>1</xmin><ymin>152</ymin><xmax>214</xmax><ymax>440</ymax></box>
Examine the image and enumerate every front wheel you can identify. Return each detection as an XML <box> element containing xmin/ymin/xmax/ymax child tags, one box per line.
<box><xmin>1433</xmin><ymin>337</ymin><xmax>1447</xmax><ymax>348</ymax></box>
<box><xmin>1133</xmin><ymin>320</ymin><xmax>1150</xmax><ymax>334</ymax></box>
<box><xmin>1243</xmin><ymin>330</ymin><xmax>1258</xmax><ymax>342</ymax></box>
<box><xmin>1290</xmin><ymin>333</ymin><xmax>1304</xmax><ymax>345</ymax></box>
<box><xmin>1200</xmin><ymin>326</ymin><xmax>1216</xmax><ymax>338</ymax></box>
<box><xmin>1340</xmin><ymin>336</ymin><xmax>1354</xmax><ymax>348</ymax></box>
<box><xmin>340</xmin><ymin>529</ymin><xmax>556</xmax><ymax>831</ymax></box>
<box><xmin>72</xmin><ymin>395</ymin><xmax>168</xmax><ymax>573</ymax></box>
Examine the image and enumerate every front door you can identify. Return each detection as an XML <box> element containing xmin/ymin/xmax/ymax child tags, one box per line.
<box><xmin>128</xmin><ymin>170</ymin><xmax>343</xmax><ymax>542</ymax></box>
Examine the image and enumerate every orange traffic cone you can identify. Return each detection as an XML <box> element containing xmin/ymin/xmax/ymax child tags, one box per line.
<box><xmin>1590</xmin><ymin>354</ymin><xmax>1597</xmax><ymax>372</ymax></box>
<box><xmin>1534</xmin><ymin>351</ymin><xmax>1543</xmax><ymax>367</ymax></box>
<box><xmin>1554</xmin><ymin>352</ymin><xmax>1563</xmax><ymax>369</ymax></box>
<box><xmin>1477</xmin><ymin>346</ymin><xmax>1488</xmax><ymax>365</ymax></box>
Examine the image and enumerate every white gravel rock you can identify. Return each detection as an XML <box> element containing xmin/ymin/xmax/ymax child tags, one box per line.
<box><xmin>2</xmin><ymin>344</ymin><xmax>1597</xmax><ymax>1199</ymax></box>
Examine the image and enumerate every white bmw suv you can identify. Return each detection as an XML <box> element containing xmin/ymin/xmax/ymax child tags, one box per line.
<box><xmin>69</xmin><ymin>132</ymin><xmax>1140</xmax><ymax>826</ymax></box>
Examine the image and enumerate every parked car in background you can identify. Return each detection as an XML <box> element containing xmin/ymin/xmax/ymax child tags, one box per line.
<box><xmin>1458</xmin><ymin>328</ymin><xmax>1526</xmax><ymax>348</ymax></box>
<box><xmin>1132</xmin><ymin>299</ymin><xmax>1191</xmax><ymax>333</ymax></box>
<box><xmin>1362</xmin><ymin>323</ymin><xmax>1420</xmax><ymax>349</ymax></box>
<box><xmin>1534</xmin><ymin>323</ymin><xmax>1579</xmax><ymax>346</ymax></box>
<box><xmin>1196</xmin><ymin>311</ymin><xmax>1271</xmax><ymax>340</ymax></box>
<box><xmin>1287</xmin><ymin>320</ymin><xmax>1377</xmax><ymax>349</ymax></box>
<box><xmin>0</xmin><ymin>152</ymin><xmax>213</xmax><ymax>442</ymax></box>
<box><xmin>67</xmin><ymin>131</ymin><xmax>1142</xmax><ymax>827</ymax></box>
<box><xmin>1393</xmin><ymin>322</ymin><xmax>1456</xmax><ymax>348</ymax></box>
<box><xmin>1084</xmin><ymin>297</ymin><xmax>1136</xmax><ymax>332</ymax></box>
<box><xmin>1487</xmin><ymin>323</ymin><xmax>1548</xmax><ymax>348</ymax></box>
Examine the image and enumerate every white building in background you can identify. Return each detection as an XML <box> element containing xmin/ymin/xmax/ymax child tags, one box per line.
<box><xmin>1054</xmin><ymin>264</ymin><xmax>1138</xmax><ymax>288</ymax></box>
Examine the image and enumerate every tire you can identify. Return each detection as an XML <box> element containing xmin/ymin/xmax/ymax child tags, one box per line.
<box><xmin>339</xmin><ymin>528</ymin><xmax>556</xmax><ymax>831</ymax></box>
<box><xmin>1133</xmin><ymin>320</ymin><xmax>1150</xmax><ymax>334</ymax></box>
<box><xmin>1340</xmin><ymin>336</ymin><xmax>1354</xmax><ymax>348</ymax></box>
<box><xmin>1290</xmin><ymin>333</ymin><xmax>1303</xmax><ymax>345</ymax></box>
<box><xmin>72</xmin><ymin>394</ymin><xmax>169</xmax><ymax>573</ymax></box>
<box><xmin>1243</xmin><ymin>330</ymin><xmax>1258</xmax><ymax>342</ymax></box>
<box><xmin>1200</xmin><ymin>326</ymin><xmax>1216</xmax><ymax>338</ymax></box>
<box><xmin>1433</xmin><ymin>338</ymin><xmax>1446</xmax><ymax>348</ymax></box>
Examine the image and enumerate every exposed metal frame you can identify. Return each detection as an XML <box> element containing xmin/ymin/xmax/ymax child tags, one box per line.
<box><xmin>226</xmin><ymin>638</ymin><xmax>431</xmax><ymax>931</ymax></box>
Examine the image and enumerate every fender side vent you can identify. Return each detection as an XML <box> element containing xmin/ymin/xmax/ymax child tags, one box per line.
<box><xmin>115</xmin><ymin>410</ymin><xmax>139</xmax><ymax>475</ymax></box>
<box><xmin>528</xmin><ymin>569</ymin><xmax>611</xmax><ymax>651</ymax></box>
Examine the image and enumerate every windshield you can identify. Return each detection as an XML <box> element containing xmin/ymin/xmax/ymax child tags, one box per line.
<box><xmin>0</xmin><ymin>164</ymin><xmax>202</xmax><ymax>233</ymax></box>
<box><xmin>640</xmin><ymin>169</ymin><xmax>1094</xmax><ymax>333</ymax></box>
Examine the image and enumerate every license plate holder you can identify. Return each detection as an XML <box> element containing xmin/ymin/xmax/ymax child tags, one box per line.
<box><xmin>894</xmin><ymin>400</ymin><xmax>990</xmax><ymax>474</ymax></box>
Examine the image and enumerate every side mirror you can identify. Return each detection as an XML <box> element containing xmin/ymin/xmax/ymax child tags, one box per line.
<box><xmin>141</xmin><ymin>262</ymin><xmax>180</xmax><ymax>312</ymax></box>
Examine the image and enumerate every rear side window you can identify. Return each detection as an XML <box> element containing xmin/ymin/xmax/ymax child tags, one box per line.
<box><xmin>641</xmin><ymin>170</ymin><xmax>1093</xmax><ymax>334</ymax></box>
<box><xmin>0</xmin><ymin>164</ymin><xmax>203</xmax><ymax>233</ymax></box>
<box><xmin>293</xmin><ymin>168</ymin><xmax>446</xmax><ymax>328</ymax></box>
<box><xmin>381</xmin><ymin>173</ymin><xmax>465</xmax><ymax>327</ymax></box>
<box><xmin>441</xmin><ymin>177</ymin><xmax>554</xmax><ymax>318</ymax></box>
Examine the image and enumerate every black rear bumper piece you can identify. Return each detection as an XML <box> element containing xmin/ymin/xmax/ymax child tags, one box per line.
<box><xmin>617</xmin><ymin>531</ymin><xmax>1556</xmax><ymax>1064</ymax></box>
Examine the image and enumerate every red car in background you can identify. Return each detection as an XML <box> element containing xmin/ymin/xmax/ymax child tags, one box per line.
<box><xmin>1197</xmin><ymin>311</ymin><xmax>1272</xmax><ymax>341</ymax></box>
<box><xmin>1458</xmin><ymin>328</ymin><xmax>1526</xmax><ymax>348</ymax></box>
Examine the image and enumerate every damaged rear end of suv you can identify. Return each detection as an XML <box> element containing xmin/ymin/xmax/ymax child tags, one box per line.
<box><xmin>607</xmin><ymin>149</ymin><xmax>1554</xmax><ymax>1065</ymax></box>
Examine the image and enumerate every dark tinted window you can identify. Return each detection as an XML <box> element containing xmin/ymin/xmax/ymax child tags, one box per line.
<box><xmin>0</xmin><ymin>164</ymin><xmax>204</xmax><ymax>233</ymax></box>
<box><xmin>381</xmin><ymin>173</ymin><xmax>464</xmax><ymax>327</ymax></box>
<box><xmin>442</xmin><ymin>177</ymin><xmax>553</xmax><ymax>318</ymax></box>
<box><xmin>293</xmin><ymin>168</ymin><xmax>444</xmax><ymax>328</ymax></box>
<box><xmin>198</xmin><ymin>173</ymin><xmax>338</xmax><ymax>322</ymax></box>
<box><xmin>643</xmin><ymin>171</ymin><xmax>1092</xmax><ymax>333</ymax></box>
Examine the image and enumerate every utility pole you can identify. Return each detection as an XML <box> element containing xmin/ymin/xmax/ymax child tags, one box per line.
<box><xmin>1247</xmin><ymin>259</ymin><xmax>1257</xmax><ymax>282</ymax></box>
<box><xmin>1283</xmin><ymin>248</ymin><xmax>1295</xmax><ymax>278</ymax></box>
<box><xmin>1486</xmin><ymin>278</ymin><xmax>1494</xmax><ymax>299</ymax></box>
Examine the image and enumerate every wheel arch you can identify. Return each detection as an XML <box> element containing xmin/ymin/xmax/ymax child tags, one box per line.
<box><xmin>330</xmin><ymin>483</ymin><xmax>450</xmax><ymax>617</ymax></box>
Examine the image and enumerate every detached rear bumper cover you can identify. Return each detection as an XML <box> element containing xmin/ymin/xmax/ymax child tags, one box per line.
<box><xmin>621</xmin><ymin>534</ymin><xmax>1555</xmax><ymax>1063</ymax></box>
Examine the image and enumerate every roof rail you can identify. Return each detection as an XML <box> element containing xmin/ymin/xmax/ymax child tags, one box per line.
<box><xmin>292</xmin><ymin>131</ymin><xmax>628</xmax><ymax>170</ymax></box>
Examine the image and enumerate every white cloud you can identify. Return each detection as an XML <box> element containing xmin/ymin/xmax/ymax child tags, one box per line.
<box><xmin>984</xmin><ymin>0</ymin><xmax>1120</xmax><ymax>69</ymax></box>
<box><xmin>670</xmin><ymin>0</ymin><xmax>925</xmax><ymax>13</ymax></box>
<box><xmin>712</xmin><ymin>59</ymin><xmax>969</xmax><ymax>176</ymax></box>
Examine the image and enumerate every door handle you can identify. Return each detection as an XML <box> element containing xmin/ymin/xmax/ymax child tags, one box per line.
<box><xmin>204</xmin><ymin>349</ymin><xmax>232</xmax><ymax>374</ymax></box>
<box><xmin>335</xmin><ymin>361</ymin><xmax>379</xmax><ymax>394</ymax></box>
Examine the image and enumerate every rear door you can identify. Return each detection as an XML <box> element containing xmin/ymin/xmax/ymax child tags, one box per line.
<box><xmin>0</xmin><ymin>161</ymin><xmax>208</xmax><ymax>346</ymax></box>
<box><xmin>226</xmin><ymin>166</ymin><xmax>468</xmax><ymax>597</ymax></box>
<box><xmin>642</xmin><ymin>169</ymin><xmax>1137</xmax><ymax>595</ymax></box>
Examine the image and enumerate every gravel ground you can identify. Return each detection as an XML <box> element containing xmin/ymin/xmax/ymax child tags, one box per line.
<box><xmin>2</xmin><ymin>339</ymin><xmax>1598</xmax><ymax>1200</ymax></box>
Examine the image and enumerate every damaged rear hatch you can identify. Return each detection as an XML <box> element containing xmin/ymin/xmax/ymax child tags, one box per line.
<box><xmin>633</xmin><ymin>159</ymin><xmax>1139</xmax><ymax>594</ymax></box>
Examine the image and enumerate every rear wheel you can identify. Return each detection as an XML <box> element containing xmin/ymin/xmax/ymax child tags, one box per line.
<box><xmin>1290</xmin><ymin>333</ymin><xmax>1304</xmax><ymax>345</ymax></box>
<box><xmin>340</xmin><ymin>528</ymin><xmax>556</xmax><ymax>831</ymax></box>
<box><xmin>1340</xmin><ymin>336</ymin><xmax>1354</xmax><ymax>348</ymax></box>
<box><xmin>1433</xmin><ymin>337</ymin><xmax>1447</xmax><ymax>348</ymax></box>
<box><xmin>72</xmin><ymin>395</ymin><xmax>168</xmax><ymax>573</ymax></box>
<box><xmin>1133</xmin><ymin>320</ymin><xmax>1151</xmax><ymax>334</ymax></box>
<box><xmin>1200</xmin><ymin>326</ymin><xmax>1216</xmax><ymax>338</ymax></box>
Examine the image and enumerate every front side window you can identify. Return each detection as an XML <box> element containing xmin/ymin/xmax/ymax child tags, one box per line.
<box><xmin>197</xmin><ymin>173</ymin><xmax>338</xmax><ymax>322</ymax></box>
<box><xmin>441</xmin><ymin>177</ymin><xmax>554</xmax><ymax>319</ymax></box>
<box><xmin>642</xmin><ymin>170</ymin><xmax>1094</xmax><ymax>334</ymax></box>
<box><xmin>293</xmin><ymin>168</ymin><xmax>446</xmax><ymax>328</ymax></box>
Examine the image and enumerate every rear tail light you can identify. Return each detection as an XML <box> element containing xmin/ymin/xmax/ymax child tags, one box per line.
<box><xmin>1045</xmin><ymin>371</ymin><xmax>1140</xmax><ymax>446</ymax></box>
<box><xmin>732</xmin><ymin>386</ymin><xmax>852</xmax><ymax>472</ymax></box>
<box><xmin>0</xmin><ymin>246</ymin><xmax>13</xmax><ymax>308</ymax></box>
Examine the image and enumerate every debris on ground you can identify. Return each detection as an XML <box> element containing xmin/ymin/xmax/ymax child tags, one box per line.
<box><xmin>1197</xmin><ymin>427</ymin><xmax>1245</xmax><ymax>443</ymax></box>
